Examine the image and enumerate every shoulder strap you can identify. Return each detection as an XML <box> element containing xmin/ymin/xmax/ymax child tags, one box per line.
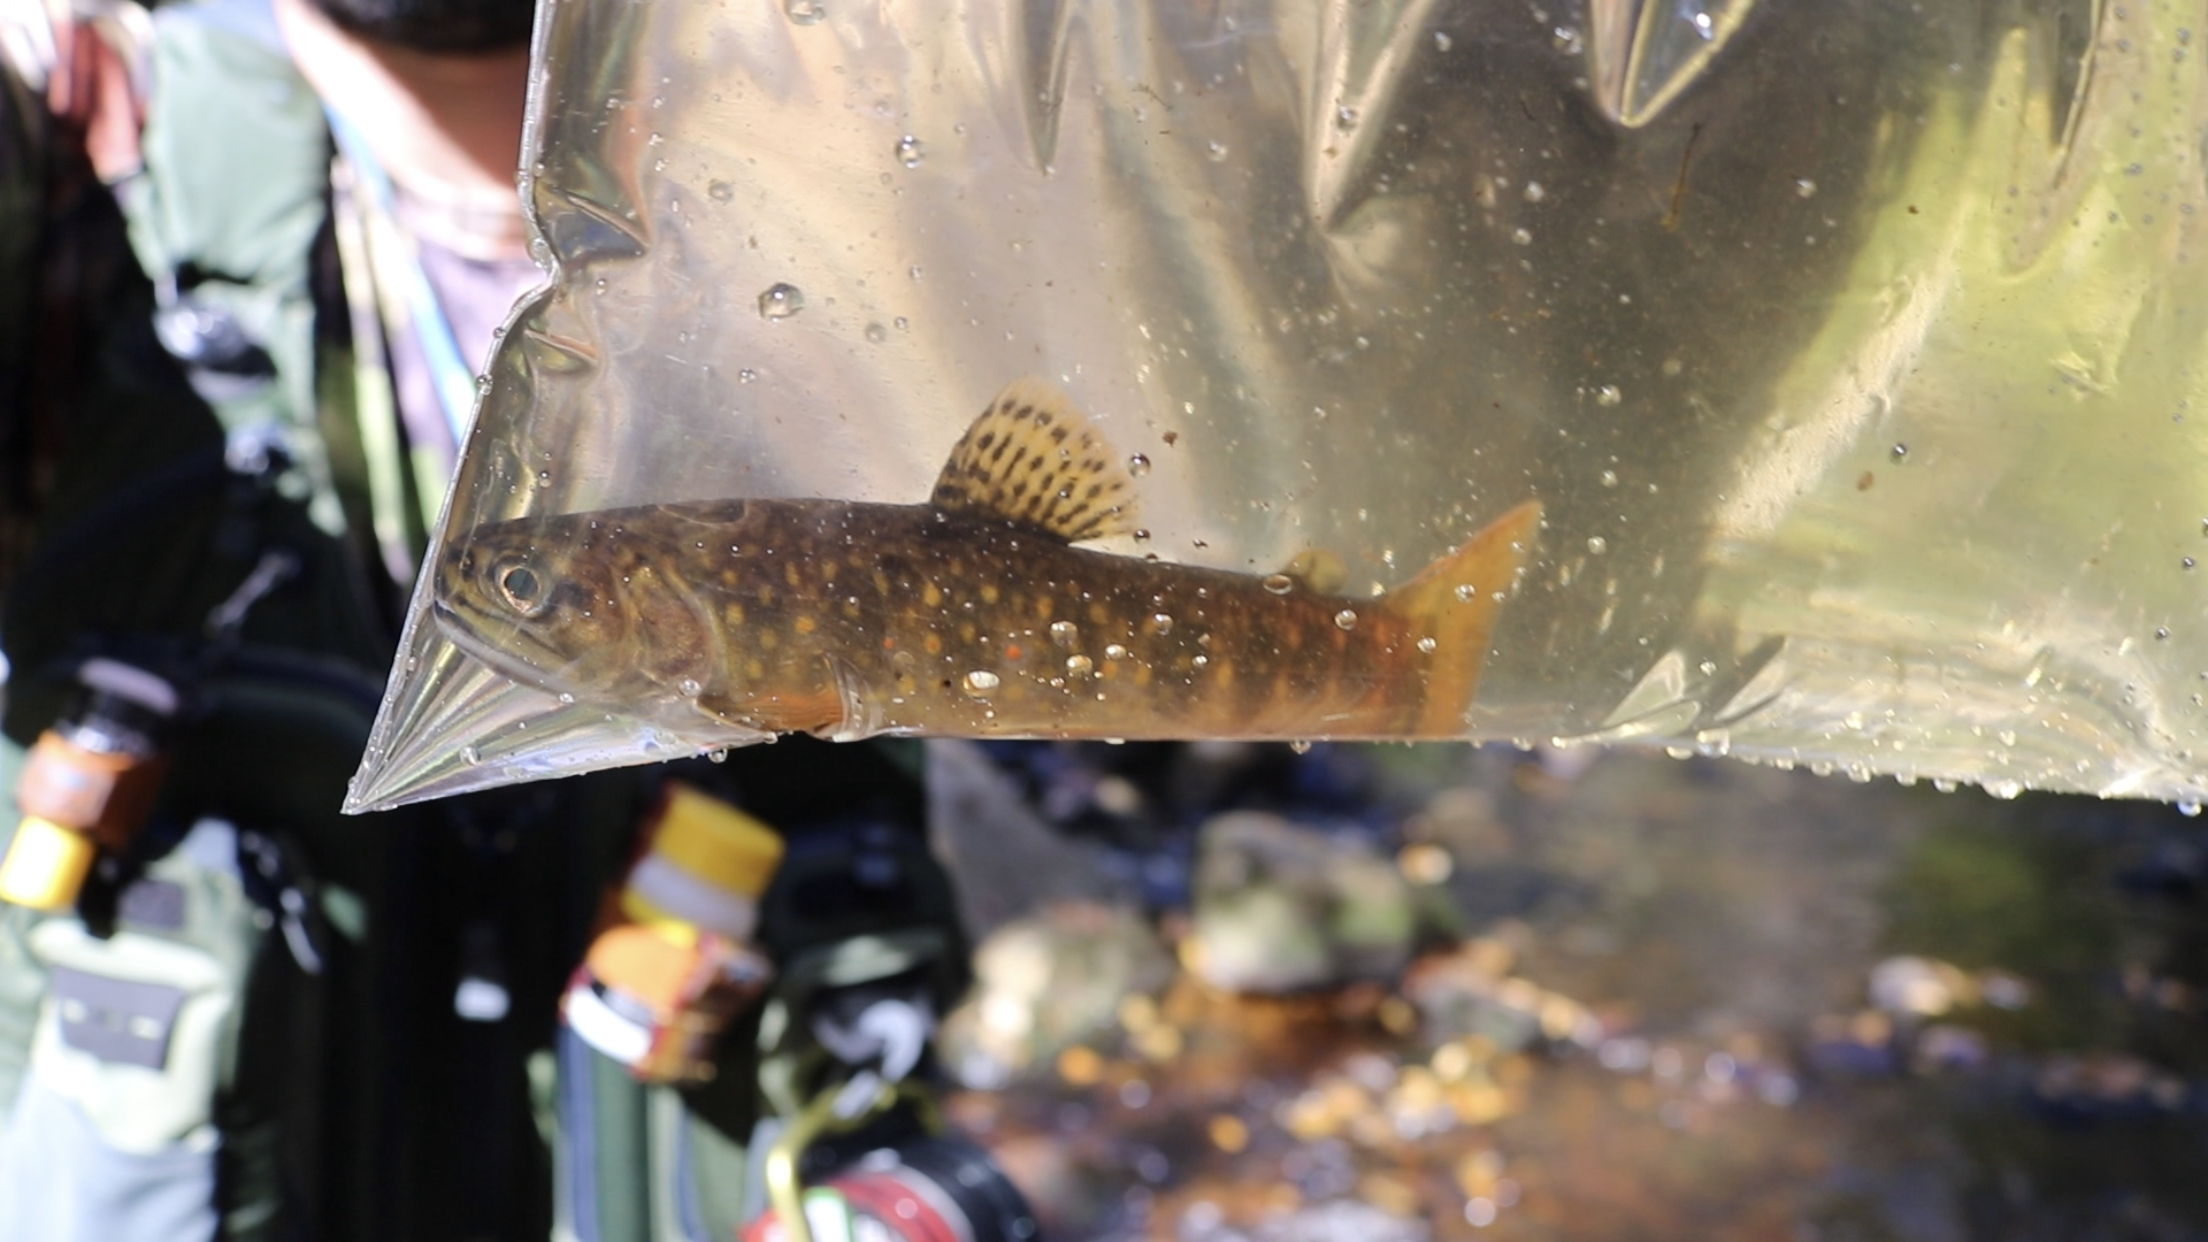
<box><xmin>113</xmin><ymin>0</ymin><xmax>346</xmax><ymax>535</ymax></box>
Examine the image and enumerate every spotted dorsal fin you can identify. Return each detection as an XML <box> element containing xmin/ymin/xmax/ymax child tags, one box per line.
<box><xmin>930</xmin><ymin>378</ymin><xmax>1142</xmax><ymax>542</ymax></box>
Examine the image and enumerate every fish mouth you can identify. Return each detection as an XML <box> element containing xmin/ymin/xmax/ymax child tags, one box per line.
<box><xmin>430</xmin><ymin>595</ymin><xmax>573</xmax><ymax>695</ymax></box>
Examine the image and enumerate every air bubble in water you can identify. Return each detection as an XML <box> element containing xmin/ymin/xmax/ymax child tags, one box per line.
<box><xmin>1065</xmin><ymin>654</ymin><xmax>1094</xmax><ymax>677</ymax></box>
<box><xmin>1289</xmin><ymin>739</ymin><xmax>1313</xmax><ymax>754</ymax></box>
<box><xmin>1104</xmin><ymin>643</ymin><xmax>1129</xmax><ymax>661</ymax></box>
<box><xmin>738</xmin><ymin>368</ymin><xmax>759</xmax><ymax>383</ymax></box>
<box><xmin>1586</xmin><ymin>536</ymin><xmax>1607</xmax><ymax>554</ymax></box>
<box><xmin>1334</xmin><ymin>105</ymin><xmax>1359</xmax><ymax>130</ymax></box>
<box><xmin>2180</xmin><ymin>798</ymin><xmax>2202</xmax><ymax>817</ymax></box>
<box><xmin>1207</xmin><ymin>141</ymin><xmax>1229</xmax><ymax>162</ymax></box>
<box><xmin>757</xmin><ymin>283</ymin><xmax>805</xmax><ymax>319</ymax></box>
<box><xmin>1050</xmin><ymin>620</ymin><xmax>1079</xmax><ymax>647</ymax></box>
<box><xmin>1511</xmin><ymin>227</ymin><xmax>1533</xmax><ymax>245</ymax></box>
<box><xmin>1150</xmin><ymin>613</ymin><xmax>1174</xmax><ymax>636</ymax></box>
<box><xmin>1263</xmin><ymin>574</ymin><xmax>1294</xmax><ymax>595</ymax></box>
<box><xmin>1600</xmin><ymin>469</ymin><xmax>1619</xmax><ymax>488</ymax></box>
<box><xmin>1433</xmin><ymin>31</ymin><xmax>1453</xmax><ymax>52</ymax></box>
<box><xmin>962</xmin><ymin>670</ymin><xmax>1001</xmax><ymax>697</ymax></box>
<box><xmin>865</xmin><ymin>322</ymin><xmax>889</xmax><ymax>343</ymax></box>
<box><xmin>1417</xmin><ymin>636</ymin><xmax>1438</xmax><ymax>653</ymax></box>
<box><xmin>783</xmin><ymin>0</ymin><xmax>825</xmax><ymax>23</ymax></box>
<box><xmin>460</xmin><ymin>746</ymin><xmax>482</xmax><ymax>766</ymax></box>
<box><xmin>1595</xmin><ymin>385</ymin><xmax>1622</xmax><ymax>407</ymax></box>
<box><xmin>1127</xmin><ymin>453</ymin><xmax>1152</xmax><ymax>477</ymax></box>
<box><xmin>678</xmin><ymin>678</ymin><xmax>703</xmax><ymax>698</ymax></box>
<box><xmin>709</xmin><ymin>180</ymin><xmax>734</xmax><ymax>202</ymax></box>
<box><xmin>896</xmin><ymin>135</ymin><xmax>924</xmax><ymax>167</ymax></box>
<box><xmin>1334</xmin><ymin>609</ymin><xmax>1358</xmax><ymax>631</ymax></box>
<box><xmin>708</xmin><ymin>748</ymin><xmax>730</xmax><ymax>764</ymax></box>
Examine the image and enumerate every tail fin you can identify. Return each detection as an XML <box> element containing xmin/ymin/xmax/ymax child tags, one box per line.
<box><xmin>1384</xmin><ymin>501</ymin><xmax>1542</xmax><ymax>735</ymax></box>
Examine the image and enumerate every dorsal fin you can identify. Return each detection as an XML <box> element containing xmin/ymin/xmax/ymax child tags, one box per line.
<box><xmin>1279</xmin><ymin>546</ymin><xmax>1347</xmax><ymax>594</ymax></box>
<box><xmin>930</xmin><ymin>378</ymin><xmax>1141</xmax><ymax>542</ymax></box>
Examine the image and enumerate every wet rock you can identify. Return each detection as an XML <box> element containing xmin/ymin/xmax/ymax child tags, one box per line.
<box><xmin>1186</xmin><ymin>812</ymin><xmax>1416</xmax><ymax>993</ymax></box>
<box><xmin>938</xmin><ymin>900</ymin><xmax>1175</xmax><ymax>1084</ymax></box>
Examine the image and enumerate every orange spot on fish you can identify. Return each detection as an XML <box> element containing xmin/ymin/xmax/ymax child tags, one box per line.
<box><xmin>881</xmin><ymin>636</ymin><xmax>897</xmax><ymax>650</ymax></box>
<box><xmin>924</xmin><ymin>634</ymin><xmax>943</xmax><ymax>655</ymax></box>
<box><xmin>794</xmin><ymin>615</ymin><xmax>818</xmax><ymax>634</ymax></box>
<box><xmin>1004</xmin><ymin>644</ymin><xmax>1024</xmax><ymax>661</ymax></box>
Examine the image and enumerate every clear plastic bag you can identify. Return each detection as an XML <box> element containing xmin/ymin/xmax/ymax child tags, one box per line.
<box><xmin>346</xmin><ymin>0</ymin><xmax>2208</xmax><ymax>812</ymax></box>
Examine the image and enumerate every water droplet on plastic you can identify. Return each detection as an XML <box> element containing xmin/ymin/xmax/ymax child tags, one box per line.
<box><xmin>1289</xmin><ymin>739</ymin><xmax>1314</xmax><ymax>755</ymax></box>
<box><xmin>1132</xmin><ymin>529</ymin><xmax>1151</xmax><ymax>543</ymax></box>
<box><xmin>1932</xmin><ymin>778</ymin><xmax>1958</xmax><ymax>793</ymax></box>
<box><xmin>537</xmin><ymin>469</ymin><xmax>551</xmax><ymax>484</ymax></box>
<box><xmin>1334</xmin><ymin>609</ymin><xmax>1358</xmax><ymax>631</ymax></box>
<box><xmin>1453</xmin><ymin>584</ymin><xmax>1477</xmax><ymax>602</ymax></box>
<box><xmin>1104</xmin><ymin>643</ymin><xmax>1129</xmax><ymax>661</ymax></box>
<box><xmin>2158</xmin><ymin>626</ymin><xmax>2172</xmax><ymax>641</ymax></box>
<box><xmin>783</xmin><ymin>0</ymin><xmax>825</xmax><ymax>23</ymax></box>
<box><xmin>2185</xmin><ymin>557</ymin><xmax>2197</xmax><ymax>570</ymax></box>
<box><xmin>1510</xmin><ymin>227</ymin><xmax>1533</xmax><ymax>245</ymax></box>
<box><xmin>557</xmin><ymin>692</ymin><xmax>576</xmax><ymax>705</ymax></box>
<box><xmin>1416</xmin><ymin>636</ymin><xmax>1438</xmax><ymax>653</ymax></box>
<box><xmin>1148</xmin><ymin>613</ymin><xmax>1173</xmax><ymax>636</ymax></box>
<box><xmin>1523</xmin><ymin>181</ymin><xmax>1546</xmax><ymax>203</ymax></box>
<box><xmin>1586</xmin><ymin>536</ymin><xmax>1608</xmax><ymax>554</ymax></box>
<box><xmin>737</xmin><ymin>367</ymin><xmax>759</xmax><ymax>383</ymax></box>
<box><xmin>1127</xmin><ymin>453</ymin><xmax>1151</xmax><ymax>477</ymax></box>
<box><xmin>1334</xmin><ymin>105</ymin><xmax>1359</xmax><ymax>130</ymax></box>
<box><xmin>1065</xmin><ymin>654</ymin><xmax>1094</xmax><ymax>677</ymax></box>
<box><xmin>1263</xmin><ymin>574</ymin><xmax>1294</xmax><ymax>595</ymax></box>
<box><xmin>1206</xmin><ymin>141</ymin><xmax>1229</xmax><ymax>162</ymax></box>
<box><xmin>864</xmin><ymin>322</ymin><xmax>888</xmax><ymax>343</ymax></box>
<box><xmin>1595</xmin><ymin>385</ymin><xmax>1622</xmax><ymax>407</ymax></box>
<box><xmin>460</xmin><ymin>746</ymin><xmax>482</xmax><ymax>766</ymax></box>
<box><xmin>1890</xmin><ymin>442</ymin><xmax>1908</xmax><ymax>460</ymax></box>
<box><xmin>677</xmin><ymin>678</ymin><xmax>703</xmax><ymax>698</ymax></box>
<box><xmin>475</xmin><ymin>375</ymin><xmax>492</xmax><ymax>395</ymax></box>
<box><xmin>1987</xmin><ymin>779</ymin><xmax>2023</xmax><ymax>800</ymax></box>
<box><xmin>893</xmin><ymin>316</ymin><xmax>909</xmax><ymax>331</ymax></box>
<box><xmin>708</xmin><ymin>180</ymin><xmax>734</xmax><ymax>202</ymax></box>
<box><xmin>895</xmin><ymin>134</ymin><xmax>924</xmax><ymax>167</ymax></box>
<box><xmin>1794</xmin><ymin>178</ymin><xmax>1818</xmax><ymax>198</ymax></box>
<box><xmin>1599</xmin><ymin>469</ymin><xmax>1619</xmax><ymax>488</ymax></box>
<box><xmin>757</xmin><ymin>283</ymin><xmax>805</xmax><ymax>319</ymax></box>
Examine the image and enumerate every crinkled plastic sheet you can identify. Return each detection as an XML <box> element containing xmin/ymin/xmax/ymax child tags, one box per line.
<box><xmin>347</xmin><ymin>0</ymin><xmax>2208</xmax><ymax>812</ymax></box>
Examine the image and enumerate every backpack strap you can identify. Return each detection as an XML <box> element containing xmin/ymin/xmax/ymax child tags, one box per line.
<box><xmin>111</xmin><ymin>0</ymin><xmax>344</xmax><ymax>536</ymax></box>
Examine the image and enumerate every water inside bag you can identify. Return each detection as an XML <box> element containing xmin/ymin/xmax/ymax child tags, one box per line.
<box><xmin>346</xmin><ymin>0</ymin><xmax>2208</xmax><ymax>812</ymax></box>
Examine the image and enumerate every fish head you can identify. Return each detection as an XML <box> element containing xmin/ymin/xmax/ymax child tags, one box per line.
<box><xmin>432</xmin><ymin>511</ymin><xmax>715</xmax><ymax>705</ymax></box>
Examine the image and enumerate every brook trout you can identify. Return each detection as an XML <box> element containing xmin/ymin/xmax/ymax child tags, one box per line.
<box><xmin>434</xmin><ymin>379</ymin><xmax>1540</xmax><ymax>740</ymax></box>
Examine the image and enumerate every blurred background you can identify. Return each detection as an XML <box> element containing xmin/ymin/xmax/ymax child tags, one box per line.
<box><xmin>926</xmin><ymin>741</ymin><xmax>2208</xmax><ymax>1242</ymax></box>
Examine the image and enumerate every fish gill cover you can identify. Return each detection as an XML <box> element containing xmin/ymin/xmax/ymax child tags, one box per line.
<box><xmin>348</xmin><ymin>0</ymin><xmax>2208</xmax><ymax>812</ymax></box>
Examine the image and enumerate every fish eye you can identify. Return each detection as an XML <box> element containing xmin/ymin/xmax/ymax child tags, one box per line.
<box><xmin>495</xmin><ymin>560</ymin><xmax>547</xmax><ymax>615</ymax></box>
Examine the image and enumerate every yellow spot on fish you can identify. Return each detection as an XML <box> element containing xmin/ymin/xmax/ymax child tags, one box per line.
<box><xmin>873</xmin><ymin>570</ymin><xmax>890</xmax><ymax>594</ymax></box>
<box><xmin>746</xmin><ymin>659</ymin><xmax>766</xmax><ymax>681</ymax></box>
<box><xmin>758</xmin><ymin>630</ymin><xmax>778</xmax><ymax>651</ymax></box>
<box><xmin>784</xmin><ymin>563</ymin><xmax>802</xmax><ymax>588</ymax></box>
<box><xmin>923</xmin><ymin>583</ymin><xmax>943</xmax><ymax>608</ymax></box>
<box><xmin>1035</xmin><ymin>597</ymin><xmax>1053</xmax><ymax>620</ymax></box>
<box><xmin>958</xmin><ymin>622</ymin><xmax>977</xmax><ymax>643</ymax></box>
<box><xmin>924</xmin><ymin>634</ymin><xmax>943</xmax><ymax>655</ymax></box>
<box><xmin>1133</xmin><ymin>662</ymin><xmax>1154</xmax><ymax>688</ymax></box>
<box><xmin>724</xmin><ymin>604</ymin><xmax>745</xmax><ymax>626</ymax></box>
<box><xmin>980</xmin><ymin>583</ymin><xmax>1000</xmax><ymax>605</ymax></box>
<box><xmin>794</xmin><ymin>615</ymin><xmax>817</xmax><ymax>635</ymax></box>
<box><xmin>1088</xmin><ymin>602</ymin><xmax>1109</xmax><ymax>625</ymax></box>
